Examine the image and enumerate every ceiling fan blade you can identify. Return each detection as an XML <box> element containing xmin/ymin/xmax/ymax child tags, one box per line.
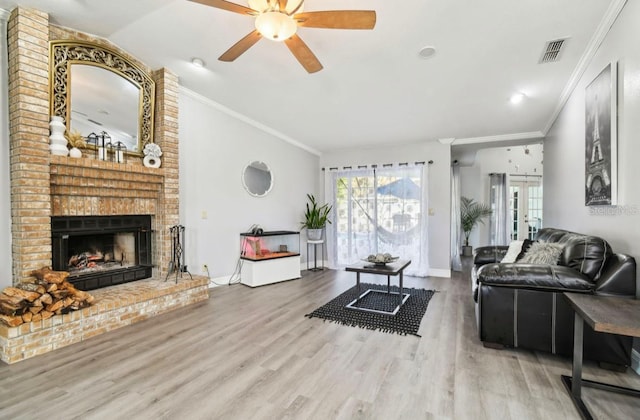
<box><xmin>294</xmin><ymin>11</ymin><xmax>376</xmax><ymax>29</ymax></box>
<box><xmin>284</xmin><ymin>34</ymin><xmax>323</xmax><ymax>73</ymax></box>
<box><xmin>188</xmin><ymin>0</ymin><xmax>256</xmax><ymax>16</ymax></box>
<box><xmin>219</xmin><ymin>30</ymin><xmax>263</xmax><ymax>62</ymax></box>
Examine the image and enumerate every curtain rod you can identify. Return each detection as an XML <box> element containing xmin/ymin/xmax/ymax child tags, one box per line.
<box><xmin>322</xmin><ymin>160</ymin><xmax>433</xmax><ymax>171</ymax></box>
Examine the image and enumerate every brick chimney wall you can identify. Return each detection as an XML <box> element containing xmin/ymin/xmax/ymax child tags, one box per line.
<box><xmin>7</xmin><ymin>7</ymin><xmax>179</xmax><ymax>284</ymax></box>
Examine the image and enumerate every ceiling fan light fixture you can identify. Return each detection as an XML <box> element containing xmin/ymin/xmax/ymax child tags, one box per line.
<box><xmin>255</xmin><ymin>11</ymin><xmax>297</xmax><ymax>41</ymax></box>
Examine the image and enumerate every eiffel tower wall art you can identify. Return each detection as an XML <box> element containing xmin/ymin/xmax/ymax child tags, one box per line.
<box><xmin>585</xmin><ymin>62</ymin><xmax>617</xmax><ymax>206</ymax></box>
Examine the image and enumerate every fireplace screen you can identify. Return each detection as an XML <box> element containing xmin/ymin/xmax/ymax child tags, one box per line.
<box><xmin>51</xmin><ymin>215</ymin><xmax>152</xmax><ymax>290</ymax></box>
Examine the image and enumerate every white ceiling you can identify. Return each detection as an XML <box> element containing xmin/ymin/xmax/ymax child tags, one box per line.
<box><xmin>0</xmin><ymin>0</ymin><xmax>624</xmax><ymax>154</ymax></box>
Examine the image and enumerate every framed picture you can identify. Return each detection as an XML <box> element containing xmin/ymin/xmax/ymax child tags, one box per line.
<box><xmin>585</xmin><ymin>62</ymin><xmax>617</xmax><ymax>206</ymax></box>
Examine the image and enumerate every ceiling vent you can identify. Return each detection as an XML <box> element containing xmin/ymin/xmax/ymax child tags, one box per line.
<box><xmin>539</xmin><ymin>38</ymin><xmax>567</xmax><ymax>63</ymax></box>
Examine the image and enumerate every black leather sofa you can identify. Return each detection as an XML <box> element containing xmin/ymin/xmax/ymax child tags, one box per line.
<box><xmin>472</xmin><ymin>227</ymin><xmax>637</xmax><ymax>369</ymax></box>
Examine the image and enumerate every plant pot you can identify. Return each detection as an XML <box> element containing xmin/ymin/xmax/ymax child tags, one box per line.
<box><xmin>461</xmin><ymin>245</ymin><xmax>473</xmax><ymax>257</ymax></box>
<box><xmin>307</xmin><ymin>228</ymin><xmax>323</xmax><ymax>241</ymax></box>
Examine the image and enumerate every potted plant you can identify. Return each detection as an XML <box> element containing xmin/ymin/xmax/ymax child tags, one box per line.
<box><xmin>461</xmin><ymin>196</ymin><xmax>492</xmax><ymax>256</ymax></box>
<box><xmin>301</xmin><ymin>194</ymin><xmax>332</xmax><ymax>240</ymax></box>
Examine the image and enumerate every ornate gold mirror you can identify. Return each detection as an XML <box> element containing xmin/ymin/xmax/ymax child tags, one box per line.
<box><xmin>49</xmin><ymin>40</ymin><xmax>155</xmax><ymax>156</ymax></box>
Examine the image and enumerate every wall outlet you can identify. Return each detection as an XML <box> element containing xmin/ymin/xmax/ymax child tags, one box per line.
<box><xmin>203</xmin><ymin>264</ymin><xmax>208</xmax><ymax>273</ymax></box>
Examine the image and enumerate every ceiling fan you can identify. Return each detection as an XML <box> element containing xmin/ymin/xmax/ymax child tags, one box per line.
<box><xmin>188</xmin><ymin>0</ymin><xmax>377</xmax><ymax>73</ymax></box>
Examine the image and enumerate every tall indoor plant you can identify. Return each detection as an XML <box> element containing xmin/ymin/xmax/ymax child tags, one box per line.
<box><xmin>461</xmin><ymin>196</ymin><xmax>492</xmax><ymax>256</ymax></box>
<box><xmin>301</xmin><ymin>194</ymin><xmax>332</xmax><ymax>240</ymax></box>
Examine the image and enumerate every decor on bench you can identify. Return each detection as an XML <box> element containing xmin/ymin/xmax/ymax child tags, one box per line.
<box><xmin>306</xmin><ymin>283</ymin><xmax>435</xmax><ymax>336</ymax></box>
<box><xmin>472</xmin><ymin>227</ymin><xmax>637</xmax><ymax>369</ymax></box>
<box><xmin>0</xmin><ymin>267</ymin><xmax>94</xmax><ymax>327</ymax></box>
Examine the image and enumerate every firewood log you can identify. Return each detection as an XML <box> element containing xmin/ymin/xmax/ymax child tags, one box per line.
<box><xmin>40</xmin><ymin>310</ymin><xmax>53</xmax><ymax>320</ymax></box>
<box><xmin>43</xmin><ymin>271</ymin><xmax>69</xmax><ymax>285</ymax></box>
<box><xmin>30</xmin><ymin>266</ymin><xmax>52</xmax><ymax>281</ymax></box>
<box><xmin>45</xmin><ymin>300</ymin><xmax>64</xmax><ymax>313</ymax></box>
<box><xmin>22</xmin><ymin>312</ymin><xmax>33</xmax><ymax>323</ymax></box>
<box><xmin>0</xmin><ymin>314</ymin><xmax>23</xmax><ymax>327</ymax></box>
<box><xmin>35</xmin><ymin>285</ymin><xmax>47</xmax><ymax>295</ymax></box>
<box><xmin>0</xmin><ymin>293</ymin><xmax>27</xmax><ymax>306</ymax></box>
<box><xmin>28</xmin><ymin>306</ymin><xmax>43</xmax><ymax>315</ymax></box>
<box><xmin>16</xmin><ymin>283</ymin><xmax>40</xmax><ymax>292</ymax></box>
<box><xmin>2</xmin><ymin>287</ymin><xmax>40</xmax><ymax>302</ymax></box>
<box><xmin>62</xmin><ymin>297</ymin><xmax>74</xmax><ymax>307</ymax></box>
<box><xmin>37</xmin><ymin>293</ymin><xmax>52</xmax><ymax>306</ymax></box>
<box><xmin>31</xmin><ymin>312</ymin><xmax>42</xmax><ymax>322</ymax></box>
<box><xmin>46</xmin><ymin>283</ymin><xmax>58</xmax><ymax>293</ymax></box>
<box><xmin>51</xmin><ymin>290</ymin><xmax>70</xmax><ymax>300</ymax></box>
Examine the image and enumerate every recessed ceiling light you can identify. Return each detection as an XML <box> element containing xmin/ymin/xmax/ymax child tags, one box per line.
<box><xmin>418</xmin><ymin>46</ymin><xmax>436</xmax><ymax>59</ymax></box>
<box><xmin>191</xmin><ymin>57</ymin><xmax>205</xmax><ymax>68</ymax></box>
<box><xmin>510</xmin><ymin>92</ymin><xmax>526</xmax><ymax>104</ymax></box>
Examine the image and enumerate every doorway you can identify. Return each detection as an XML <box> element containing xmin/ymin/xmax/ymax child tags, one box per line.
<box><xmin>509</xmin><ymin>176</ymin><xmax>543</xmax><ymax>240</ymax></box>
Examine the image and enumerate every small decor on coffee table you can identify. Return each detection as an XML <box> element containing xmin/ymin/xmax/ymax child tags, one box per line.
<box><xmin>363</xmin><ymin>253</ymin><xmax>398</xmax><ymax>267</ymax></box>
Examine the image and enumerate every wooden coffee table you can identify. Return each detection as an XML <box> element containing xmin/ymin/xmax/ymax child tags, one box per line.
<box><xmin>344</xmin><ymin>259</ymin><xmax>411</xmax><ymax>316</ymax></box>
<box><xmin>561</xmin><ymin>292</ymin><xmax>640</xmax><ymax>420</ymax></box>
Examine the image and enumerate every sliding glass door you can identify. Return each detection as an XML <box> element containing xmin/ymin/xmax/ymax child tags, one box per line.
<box><xmin>328</xmin><ymin>165</ymin><xmax>428</xmax><ymax>276</ymax></box>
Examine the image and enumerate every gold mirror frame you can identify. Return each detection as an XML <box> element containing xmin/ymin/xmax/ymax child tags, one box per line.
<box><xmin>49</xmin><ymin>40</ymin><xmax>155</xmax><ymax>154</ymax></box>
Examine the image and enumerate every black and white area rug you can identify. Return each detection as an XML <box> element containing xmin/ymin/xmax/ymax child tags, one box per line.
<box><xmin>305</xmin><ymin>283</ymin><xmax>436</xmax><ymax>337</ymax></box>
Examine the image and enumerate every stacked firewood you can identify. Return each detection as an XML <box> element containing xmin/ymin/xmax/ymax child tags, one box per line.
<box><xmin>0</xmin><ymin>267</ymin><xmax>94</xmax><ymax>327</ymax></box>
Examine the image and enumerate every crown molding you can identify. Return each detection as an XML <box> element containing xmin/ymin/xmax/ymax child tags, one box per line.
<box><xmin>453</xmin><ymin>131</ymin><xmax>544</xmax><ymax>146</ymax></box>
<box><xmin>0</xmin><ymin>8</ymin><xmax>10</xmax><ymax>20</ymax></box>
<box><xmin>179</xmin><ymin>86</ymin><xmax>322</xmax><ymax>157</ymax></box>
<box><xmin>543</xmin><ymin>0</ymin><xmax>628</xmax><ymax>134</ymax></box>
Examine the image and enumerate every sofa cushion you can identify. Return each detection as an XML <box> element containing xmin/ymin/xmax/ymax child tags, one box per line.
<box><xmin>519</xmin><ymin>242</ymin><xmax>564</xmax><ymax>265</ymax></box>
<box><xmin>515</xmin><ymin>238</ymin><xmax>535</xmax><ymax>261</ymax></box>
<box><xmin>501</xmin><ymin>240</ymin><xmax>524</xmax><ymax>263</ymax></box>
<box><xmin>559</xmin><ymin>234</ymin><xmax>612</xmax><ymax>282</ymax></box>
<box><xmin>477</xmin><ymin>263</ymin><xmax>594</xmax><ymax>293</ymax></box>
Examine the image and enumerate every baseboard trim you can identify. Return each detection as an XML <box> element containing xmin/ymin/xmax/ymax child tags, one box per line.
<box><xmin>428</xmin><ymin>268</ymin><xmax>451</xmax><ymax>278</ymax></box>
<box><xmin>632</xmin><ymin>349</ymin><xmax>640</xmax><ymax>376</ymax></box>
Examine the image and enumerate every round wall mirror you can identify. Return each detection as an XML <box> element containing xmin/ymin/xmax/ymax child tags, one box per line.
<box><xmin>242</xmin><ymin>161</ymin><xmax>273</xmax><ymax>197</ymax></box>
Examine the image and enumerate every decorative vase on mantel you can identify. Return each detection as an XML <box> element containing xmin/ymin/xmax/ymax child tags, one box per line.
<box><xmin>68</xmin><ymin>147</ymin><xmax>82</xmax><ymax>158</ymax></box>
<box><xmin>49</xmin><ymin>116</ymin><xmax>68</xmax><ymax>156</ymax></box>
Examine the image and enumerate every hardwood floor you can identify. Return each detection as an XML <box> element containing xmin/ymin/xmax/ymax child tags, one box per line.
<box><xmin>1</xmin><ymin>268</ymin><xmax>639</xmax><ymax>419</ymax></box>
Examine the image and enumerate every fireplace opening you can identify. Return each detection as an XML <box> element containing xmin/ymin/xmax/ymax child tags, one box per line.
<box><xmin>52</xmin><ymin>215</ymin><xmax>153</xmax><ymax>290</ymax></box>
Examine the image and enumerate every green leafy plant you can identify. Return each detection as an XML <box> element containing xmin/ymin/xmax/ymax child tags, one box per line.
<box><xmin>301</xmin><ymin>194</ymin><xmax>332</xmax><ymax>229</ymax></box>
<box><xmin>461</xmin><ymin>196</ymin><xmax>492</xmax><ymax>246</ymax></box>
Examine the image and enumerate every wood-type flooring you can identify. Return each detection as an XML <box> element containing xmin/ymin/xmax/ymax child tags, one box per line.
<box><xmin>1</xmin><ymin>265</ymin><xmax>639</xmax><ymax>419</ymax></box>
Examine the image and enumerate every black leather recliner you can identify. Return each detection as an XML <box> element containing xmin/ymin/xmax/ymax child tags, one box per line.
<box><xmin>472</xmin><ymin>228</ymin><xmax>637</xmax><ymax>369</ymax></box>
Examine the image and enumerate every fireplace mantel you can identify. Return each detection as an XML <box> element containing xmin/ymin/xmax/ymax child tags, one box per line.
<box><xmin>50</xmin><ymin>155</ymin><xmax>165</xmax><ymax>217</ymax></box>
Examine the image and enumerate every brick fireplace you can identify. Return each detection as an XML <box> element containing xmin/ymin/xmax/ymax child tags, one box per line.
<box><xmin>0</xmin><ymin>8</ymin><xmax>208</xmax><ymax>364</ymax></box>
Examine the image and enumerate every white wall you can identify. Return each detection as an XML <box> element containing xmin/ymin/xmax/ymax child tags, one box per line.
<box><xmin>179</xmin><ymin>89</ymin><xmax>319</xmax><ymax>281</ymax></box>
<box><xmin>545</xmin><ymin>1</ymin><xmax>640</xmax><ymax>272</ymax></box>
<box><xmin>320</xmin><ymin>142</ymin><xmax>452</xmax><ymax>277</ymax></box>
<box><xmin>0</xmin><ymin>10</ymin><xmax>12</xmax><ymax>289</ymax></box>
<box><xmin>544</xmin><ymin>1</ymin><xmax>640</xmax><ymax>362</ymax></box>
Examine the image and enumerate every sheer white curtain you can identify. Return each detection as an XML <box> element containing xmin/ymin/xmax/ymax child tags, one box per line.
<box><xmin>450</xmin><ymin>164</ymin><xmax>462</xmax><ymax>271</ymax></box>
<box><xmin>489</xmin><ymin>173</ymin><xmax>509</xmax><ymax>245</ymax></box>
<box><xmin>325</xmin><ymin>164</ymin><xmax>429</xmax><ymax>276</ymax></box>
